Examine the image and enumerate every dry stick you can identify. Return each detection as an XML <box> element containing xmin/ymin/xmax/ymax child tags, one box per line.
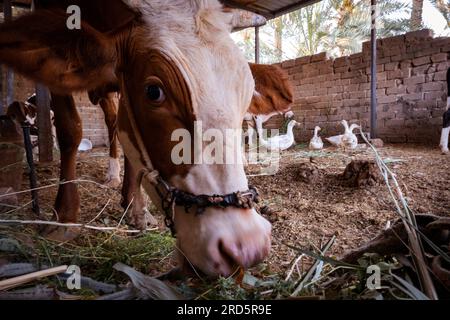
<box><xmin>360</xmin><ymin>130</ymin><xmax>438</xmax><ymax>300</ymax></box>
<box><xmin>291</xmin><ymin>236</ymin><xmax>336</xmax><ymax>297</ymax></box>
<box><xmin>285</xmin><ymin>254</ymin><xmax>305</xmax><ymax>282</ymax></box>
<box><xmin>0</xmin><ymin>219</ymin><xmax>157</xmax><ymax>234</ymax></box>
<box><xmin>0</xmin><ymin>179</ymin><xmax>117</xmax><ymax>200</ymax></box>
<box><xmin>0</xmin><ymin>265</ymin><xmax>68</xmax><ymax>291</ymax></box>
<box><xmin>87</xmin><ymin>199</ymin><xmax>112</xmax><ymax>225</ymax></box>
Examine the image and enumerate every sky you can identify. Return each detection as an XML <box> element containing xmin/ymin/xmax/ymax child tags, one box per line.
<box><xmin>401</xmin><ymin>0</ymin><xmax>449</xmax><ymax>36</ymax></box>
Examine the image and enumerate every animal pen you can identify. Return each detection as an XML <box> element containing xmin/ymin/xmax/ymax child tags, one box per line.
<box><xmin>0</xmin><ymin>0</ymin><xmax>449</xmax><ymax>303</ymax></box>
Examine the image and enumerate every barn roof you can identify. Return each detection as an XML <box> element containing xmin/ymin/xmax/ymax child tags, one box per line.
<box><xmin>2</xmin><ymin>1</ymin><xmax>321</xmax><ymax>19</ymax></box>
<box><xmin>221</xmin><ymin>0</ymin><xmax>321</xmax><ymax>19</ymax></box>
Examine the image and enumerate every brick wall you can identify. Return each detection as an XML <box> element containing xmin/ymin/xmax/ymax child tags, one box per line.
<box><xmin>3</xmin><ymin>29</ymin><xmax>449</xmax><ymax>146</ymax></box>
<box><xmin>3</xmin><ymin>74</ymin><xmax>109</xmax><ymax>147</ymax></box>
<box><xmin>272</xmin><ymin>29</ymin><xmax>450</xmax><ymax>144</ymax></box>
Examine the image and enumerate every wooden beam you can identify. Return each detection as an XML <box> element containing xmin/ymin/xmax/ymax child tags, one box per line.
<box><xmin>2</xmin><ymin>0</ymin><xmax>14</xmax><ymax>113</ymax></box>
<box><xmin>229</xmin><ymin>8</ymin><xmax>266</xmax><ymax>32</ymax></box>
<box><xmin>0</xmin><ymin>67</ymin><xmax>3</xmax><ymax>115</ymax></box>
<box><xmin>35</xmin><ymin>84</ymin><xmax>53</xmax><ymax>163</ymax></box>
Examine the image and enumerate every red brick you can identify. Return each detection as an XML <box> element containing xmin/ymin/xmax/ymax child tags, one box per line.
<box><xmin>386</xmin><ymin>86</ymin><xmax>406</xmax><ymax>95</ymax></box>
<box><xmin>414</xmin><ymin>47</ymin><xmax>440</xmax><ymax>58</ymax></box>
<box><xmin>311</xmin><ymin>52</ymin><xmax>329</xmax><ymax>62</ymax></box>
<box><xmin>424</xmin><ymin>92</ymin><xmax>446</xmax><ymax>100</ymax></box>
<box><xmin>405</xmin><ymin>29</ymin><xmax>433</xmax><ymax>42</ymax></box>
<box><xmin>344</xmin><ymin>84</ymin><xmax>359</xmax><ymax>92</ymax></box>
<box><xmin>404</xmin><ymin>75</ymin><xmax>425</xmax><ymax>86</ymax></box>
<box><xmin>281</xmin><ymin>59</ymin><xmax>296</xmax><ymax>68</ymax></box>
<box><xmin>431</xmin><ymin>53</ymin><xmax>448</xmax><ymax>63</ymax></box>
<box><xmin>434</xmin><ymin>71</ymin><xmax>448</xmax><ymax>81</ymax></box>
<box><xmin>343</xmin><ymin>99</ymin><xmax>360</xmax><ymax>107</ymax></box>
<box><xmin>295</xmin><ymin>56</ymin><xmax>311</xmax><ymax>65</ymax></box>
<box><xmin>328</xmin><ymin>86</ymin><xmax>343</xmax><ymax>94</ymax></box>
<box><xmin>436</xmin><ymin>62</ymin><xmax>449</xmax><ymax>72</ymax></box>
<box><xmin>412</xmin><ymin>56</ymin><xmax>431</xmax><ymax>66</ymax></box>
<box><xmin>377</xmin><ymin>80</ymin><xmax>396</xmax><ymax>89</ymax></box>
<box><xmin>384</xmin><ymin>62</ymin><xmax>399</xmax><ymax>71</ymax></box>
<box><xmin>406</xmin><ymin>84</ymin><xmax>422</xmax><ymax>94</ymax></box>
<box><xmin>422</xmin><ymin>82</ymin><xmax>444</xmax><ymax>92</ymax></box>
<box><xmin>335</xmin><ymin>66</ymin><xmax>349</xmax><ymax>73</ymax></box>
<box><xmin>378</xmin><ymin>95</ymin><xmax>398</xmax><ymax>104</ymax></box>
<box><xmin>385</xmin><ymin>119</ymin><xmax>405</xmax><ymax>127</ymax></box>
<box><xmin>288</xmin><ymin>65</ymin><xmax>303</xmax><ymax>75</ymax></box>
<box><xmin>334</xmin><ymin>56</ymin><xmax>349</xmax><ymax>67</ymax></box>
<box><xmin>403</xmin><ymin>93</ymin><xmax>423</xmax><ymax>101</ymax></box>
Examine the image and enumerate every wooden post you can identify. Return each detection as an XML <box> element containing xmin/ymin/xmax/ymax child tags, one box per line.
<box><xmin>3</xmin><ymin>0</ymin><xmax>14</xmax><ymax>108</ymax></box>
<box><xmin>229</xmin><ymin>9</ymin><xmax>266</xmax><ymax>32</ymax></box>
<box><xmin>36</xmin><ymin>84</ymin><xmax>53</xmax><ymax>163</ymax></box>
<box><xmin>255</xmin><ymin>26</ymin><xmax>260</xmax><ymax>64</ymax></box>
<box><xmin>370</xmin><ymin>0</ymin><xmax>378</xmax><ymax>139</ymax></box>
<box><xmin>0</xmin><ymin>67</ymin><xmax>3</xmax><ymax>115</ymax></box>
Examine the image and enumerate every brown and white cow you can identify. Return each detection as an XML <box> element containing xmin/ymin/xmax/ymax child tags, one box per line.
<box><xmin>244</xmin><ymin>63</ymin><xmax>295</xmax><ymax>146</ymax></box>
<box><xmin>0</xmin><ymin>0</ymin><xmax>271</xmax><ymax>277</ymax></box>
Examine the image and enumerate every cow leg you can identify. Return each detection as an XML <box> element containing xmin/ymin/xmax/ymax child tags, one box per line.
<box><xmin>121</xmin><ymin>156</ymin><xmax>158</xmax><ymax>229</ymax></box>
<box><xmin>440</xmin><ymin>126</ymin><xmax>450</xmax><ymax>154</ymax></box>
<box><xmin>99</xmin><ymin>93</ymin><xmax>121</xmax><ymax>188</ymax></box>
<box><xmin>42</xmin><ymin>94</ymin><xmax>82</xmax><ymax>241</ymax></box>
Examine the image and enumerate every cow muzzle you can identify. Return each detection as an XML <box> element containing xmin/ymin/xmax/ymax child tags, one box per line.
<box><xmin>174</xmin><ymin>207</ymin><xmax>272</xmax><ymax>277</ymax></box>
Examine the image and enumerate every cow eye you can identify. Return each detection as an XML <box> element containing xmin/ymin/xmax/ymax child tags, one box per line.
<box><xmin>145</xmin><ymin>85</ymin><xmax>165</xmax><ymax>104</ymax></box>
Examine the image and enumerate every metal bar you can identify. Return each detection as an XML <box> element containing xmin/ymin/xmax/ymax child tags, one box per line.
<box><xmin>35</xmin><ymin>84</ymin><xmax>53</xmax><ymax>162</ymax></box>
<box><xmin>370</xmin><ymin>0</ymin><xmax>378</xmax><ymax>139</ymax></box>
<box><xmin>255</xmin><ymin>26</ymin><xmax>260</xmax><ymax>64</ymax></box>
<box><xmin>22</xmin><ymin>125</ymin><xmax>40</xmax><ymax>216</ymax></box>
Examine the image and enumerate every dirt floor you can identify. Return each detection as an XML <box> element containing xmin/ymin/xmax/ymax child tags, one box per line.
<box><xmin>0</xmin><ymin>143</ymin><xmax>449</xmax><ymax>296</ymax></box>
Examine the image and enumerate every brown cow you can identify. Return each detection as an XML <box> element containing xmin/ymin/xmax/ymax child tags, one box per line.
<box><xmin>0</xmin><ymin>0</ymin><xmax>271</xmax><ymax>277</ymax></box>
<box><xmin>247</xmin><ymin>63</ymin><xmax>294</xmax><ymax>121</ymax></box>
<box><xmin>244</xmin><ymin>63</ymin><xmax>295</xmax><ymax>146</ymax></box>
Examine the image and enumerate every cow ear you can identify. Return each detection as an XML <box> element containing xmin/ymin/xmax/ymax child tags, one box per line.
<box><xmin>0</xmin><ymin>1</ymin><xmax>138</xmax><ymax>94</ymax></box>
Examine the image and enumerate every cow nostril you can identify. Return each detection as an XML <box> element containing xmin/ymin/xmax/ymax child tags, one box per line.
<box><xmin>218</xmin><ymin>240</ymin><xmax>240</xmax><ymax>271</ymax></box>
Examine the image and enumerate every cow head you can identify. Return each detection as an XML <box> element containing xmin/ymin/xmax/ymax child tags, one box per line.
<box><xmin>0</xmin><ymin>0</ymin><xmax>271</xmax><ymax>277</ymax></box>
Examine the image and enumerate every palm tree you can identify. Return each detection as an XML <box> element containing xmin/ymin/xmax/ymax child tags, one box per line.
<box><xmin>232</xmin><ymin>0</ymin><xmax>412</xmax><ymax>62</ymax></box>
<box><xmin>429</xmin><ymin>0</ymin><xmax>449</xmax><ymax>28</ymax></box>
<box><xmin>410</xmin><ymin>0</ymin><xmax>424</xmax><ymax>31</ymax></box>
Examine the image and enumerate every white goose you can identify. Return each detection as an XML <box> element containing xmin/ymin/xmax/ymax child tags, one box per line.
<box><xmin>326</xmin><ymin>120</ymin><xmax>360</xmax><ymax>150</ymax></box>
<box><xmin>255</xmin><ymin>116</ymin><xmax>299</xmax><ymax>151</ymax></box>
<box><xmin>309</xmin><ymin>126</ymin><xmax>323</xmax><ymax>150</ymax></box>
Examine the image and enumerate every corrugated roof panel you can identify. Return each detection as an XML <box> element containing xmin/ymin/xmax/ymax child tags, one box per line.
<box><xmin>222</xmin><ymin>0</ymin><xmax>321</xmax><ymax>18</ymax></box>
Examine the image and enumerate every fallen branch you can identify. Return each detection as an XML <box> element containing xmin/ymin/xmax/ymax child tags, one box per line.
<box><xmin>0</xmin><ymin>265</ymin><xmax>68</xmax><ymax>291</ymax></box>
